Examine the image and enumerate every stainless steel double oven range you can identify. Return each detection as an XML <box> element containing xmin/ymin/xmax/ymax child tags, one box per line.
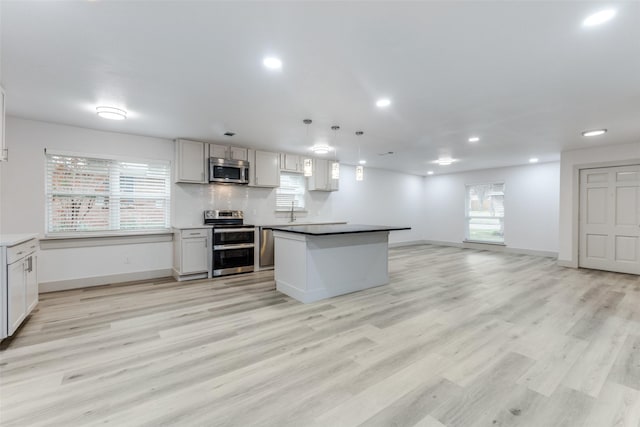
<box><xmin>204</xmin><ymin>210</ymin><xmax>255</xmax><ymax>277</ymax></box>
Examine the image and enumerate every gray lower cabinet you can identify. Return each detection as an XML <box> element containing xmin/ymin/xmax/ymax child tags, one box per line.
<box><xmin>2</xmin><ymin>237</ymin><xmax>39</xmax><ymax>340</ymax></box>
<box><xmin>173</xmin><ymin>228</ymin><xmax>210</xmax><ymax>281</ymax></box>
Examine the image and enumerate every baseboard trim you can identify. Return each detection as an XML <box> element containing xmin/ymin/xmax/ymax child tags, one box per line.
<box><xmin>557</xmin><ymin>259</ymin><xmax>578</xmax><ymax>268</ymax></box>
<box><xmin>389</xmin><ymin>240</ymin><xmax>427</xmax><ymax>248</ymax></box>
<box><xmin>422</xmin><ymin>239</ymin><xmax>558</xmax><ymax>259</ymax></box>
<box><xmin>39</xmin><ymin>269</ymin><xmax>174</xmax><ymax>293</ymax></box>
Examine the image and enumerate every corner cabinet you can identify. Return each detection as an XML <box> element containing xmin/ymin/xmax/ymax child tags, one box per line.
<box><xmin>175</xmin><ymin>139</ymin><xmax>207</xmax><ymax>183</ymax></box>
<box><xmin>2</xmin><ymin>237</ymin><xmax>39</xmax><ymax>340</ymax></box>
<box><xmin>248</xmin><ymin>149</ymin><xmax>280</xmax><ymax>187</ymax></box>
<box><xmin>308</xmin><ymin>159</ymin><xmax>339</xmax><ymax>191</ymax></box>
<box><xmin>173</xmin><ymin>228</ymin><xmax>210</xmax><ymax>281</ymax></box>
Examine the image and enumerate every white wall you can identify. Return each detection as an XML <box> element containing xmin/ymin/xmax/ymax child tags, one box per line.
<box><xmin>0</xmin><ymin>118</ymin><xmax>176</xmax><ymax>288</ymax></box>
<box><xmin>1</xmin><ymin>117</ymin><xmax>424</xmax><ymax>288</ymax></box>
<box><xmin>174</xmin><ymin>165</ymin><xmax>425</xmax><ymax>245</ymax></box>
<box><xmin>558</xmin><ymin>142</ymin><xmax>640</xmax><ymax>266</ymax></box>
<box><xmin>423</xmin><ymin>162</ymin><xmax>560</xmax><ymax>254</ymax></box>
<box><xmin>8</xmin><ymin>117</ymin><xmax>604</xmax><ymax>289</ymax></box>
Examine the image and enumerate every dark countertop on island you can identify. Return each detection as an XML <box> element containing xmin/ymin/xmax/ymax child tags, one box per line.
<box><xmin>266</xmin><ymin>224</ymin><xmax>411</xmax><ymax>236</ymax></box>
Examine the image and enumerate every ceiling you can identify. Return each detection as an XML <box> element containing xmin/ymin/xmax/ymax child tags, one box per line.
<box><xmin>2</xmin><ymin>1</ymin><xmax>639</xmax><ymax>176</ymax></box>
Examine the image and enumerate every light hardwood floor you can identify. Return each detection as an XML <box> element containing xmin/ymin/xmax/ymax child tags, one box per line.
<box><xmin>1</xmin><ymin>244</ymin><xmax>639</xmax><ymax>426</ymax></box>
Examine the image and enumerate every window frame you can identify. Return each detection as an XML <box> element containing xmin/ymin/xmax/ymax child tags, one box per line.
<box><xmin>464</xmin><ymin>181</ymin><xmax>505</xmax><ymax>245</ymax></box>
<box><xmin>275</xmin><ymin>171</ymin><xmax>307</xmax><ymax>212</ymax></box>
<box><xmin>44</xmin><ymin>149</ymin><xmax>172</xmax><ymax>236</ymax></box>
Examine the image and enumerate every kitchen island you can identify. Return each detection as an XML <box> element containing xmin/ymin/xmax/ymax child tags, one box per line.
<box><xmin>268</xmin><ymin>224</ymin><xmax>410</xmax><ymax>303</ymax></box>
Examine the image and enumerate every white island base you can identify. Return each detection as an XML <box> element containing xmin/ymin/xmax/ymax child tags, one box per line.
<box><xmin>273</xmin><ymin>230</ymin><xmax>391</xmax><ymax>303</ymax></box>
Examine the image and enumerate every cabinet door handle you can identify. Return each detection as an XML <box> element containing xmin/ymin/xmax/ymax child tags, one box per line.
<box><xmin>16</xmin><ymin>251</ymin><xmax>24</xmax><ymax>256</ymax></box>
<box><xmin>189</xmin><ymin>232</ymin><xmax>200</xmax><ymax>235</ymax></box>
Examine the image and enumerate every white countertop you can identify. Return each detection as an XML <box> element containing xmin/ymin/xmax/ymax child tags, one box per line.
<box><xmin>172</xmin><ymin>225</ymin><xmax>214</xmax><ymax>230</ymax></box>
<box><xmin>0</xmin><ymin>233</ymin><xmax>39</xmax><ymax>247</ymax></box>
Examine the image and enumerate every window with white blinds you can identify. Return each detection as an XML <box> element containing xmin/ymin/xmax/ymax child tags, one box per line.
<box><xmin>45</xmin><ymin>152</ymin><xmax>171</xmax><ymax>234</ymax></box>
<box><xmin>276</xmin><ymin>172</ymin><xmax>306</xmax><ymax>211</ymax></box>
<box><xmin>466</xmin><ymin>182</ymin><xmax>505</xmax><ymax>243</ymax></box>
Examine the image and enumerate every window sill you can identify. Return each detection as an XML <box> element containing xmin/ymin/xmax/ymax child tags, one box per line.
<box><xmin>463</xmin><ymin>240</ymin><xmax>506</xmax><ymax>246</ymax></box>
<box><xmin>41</xmin><ymin>230</ymin><xmax>173</xmax><ymax>249</ymax></box>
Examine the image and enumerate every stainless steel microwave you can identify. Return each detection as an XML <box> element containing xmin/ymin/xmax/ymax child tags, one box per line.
<box><xmin>209</xmin><ymin>158</ymin><xmax>250</xmax><ymax>184</ymax></box>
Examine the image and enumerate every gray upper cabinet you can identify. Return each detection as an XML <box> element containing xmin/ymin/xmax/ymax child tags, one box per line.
<box><xmin>209</xmin><ymin>143</ymin><xmax>248</xmax><ymax>161</ymax></box>
<box><xmin>249</xmin><ymin>149</ymin><xmax>280</xmax><ymax>187</ymax></box>
<box><xmin>175</xmin><ymin>139</ymin><xmax>207</xmax><ymax>183</ymax></box>
<box><xmin>229</xmin><ymin>146</ymin><xmax>249</xmax><ymax>161</ymax></box>
<box><xmin>308</xmin><ymin>158</ymin><xmax>339</xmax><ymax>192</ymax></box>
<box><xmin>280</xmin><ymin>153</ymin><xmax>303</xmax><ymax>173</ymax></box>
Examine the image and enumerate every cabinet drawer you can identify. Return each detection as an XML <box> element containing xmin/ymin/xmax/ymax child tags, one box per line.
<box><xmin>181</xmin><ymin>229</ymin><xmax>208</xmax><ymax>238</ymax></box>
<box><xmin>7</xmin><ymin>239</ymin><xmax>38</xmax><ymax>264</ymax></box>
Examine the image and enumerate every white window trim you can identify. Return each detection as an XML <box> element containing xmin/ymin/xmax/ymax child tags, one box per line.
<box><xmin>276</xmin><ymin>172</ymin><xmax>307</xmax><ymax>212</ymax></box>
<box><xmin>465</xmin><ymin>181</ymin><xmax>505</xmax><ymax>244</ymax></box>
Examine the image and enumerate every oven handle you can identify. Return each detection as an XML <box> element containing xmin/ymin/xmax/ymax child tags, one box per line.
<box><xmin>214</xmin><ymin>228</ymin><xmax>255</xmax><ymax>233</ymax></box>
<box><xmin>214</xmin><ymin>243</ymin><xmax>255</xmax><ymax>250</ymax></box>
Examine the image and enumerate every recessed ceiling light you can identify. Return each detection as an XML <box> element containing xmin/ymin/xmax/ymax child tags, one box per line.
<box><xmin>583</xmin><ymin>9</ymin><xmax>616</xmax><ymax>27</ymax></box>
<box><xmin>96</xmin><ymin>106</ymin><xmax>127</xmax><ymax>120</ymax></box>
<box><xmin>310</xmin><ymin>144</ymin><xmax>332</xmax><ymax>154</ymax></box>
<box><xmin>359</xmin><ymin>160</ymin><xmax>367</xmax><ymax>165</ymax></box>
<box><xmin>375</xmin><ymin>98</ymin><xmax>391</xmax><ymax>108</ymax></box>
<box><xmin>427</xmin><ymin>171</ymin><xmax>434</xmax><ymax>175</ymax></box>
<box><xmin>582</xmin><ymin>129</ymin><xmax>607</xmax><ymax>137</ymax></box>
<box><xmin>434</xmin><ymin>158</ymin><xmax>456</xmax><ymax>166</ymax></box>
<box><xmin>529</xmin><ymin>157</ymin><xmax>539</xmax><ymax>163</ymax></box>
<box><xmin>263</xmin><ymin>57</ymin><xmax>282</xmax><ymax>70</ymax></box>
<box><xmin>468</xmin><ymin>136</ymin><xmax>480</xmax><ymax>143</ymax></box>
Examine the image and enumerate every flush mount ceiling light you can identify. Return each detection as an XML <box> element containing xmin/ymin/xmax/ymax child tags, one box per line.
<box><xmin>375</xmin><ymin>98</ymin><xmax>391</xmax><ymax>108</ymax></box>
<box><xmin>310</xmin><ymin>144</ymin><xmax>332</xmax><ymax>155</ymax></box>
<box><xmin>359</xmin><ymin>160</ymin><xmax>367</xmax><ymax>165</ymax></box>
<box><xmin>582</xmin><ymin>129</ymin><xmax>607</xmax><ymax>137</ymax></box>
<box><xmin>583</xmin><ymin>9</ymin><xmax>616</xmax><ymax>27</ymax></box>
<box><xmin>434</xmin><ymin>158</ymin><xmax>456</xmax><ymax>166</ymax></box>
<box><xmin>529</xmin><ymin>157</ymin><xmax>539</xmax><ymax>163</ymax></box>
<box><xmin>96</xmin><ymin>106</ymin><xmax>127</xmax><ymax>120</ymax></box>
<box><xmin>427</xmin><ymin>171</ymin><xmax>434</xmax><ymax>175</ymax></box>
<box><xmin>468</xmin><ymin>136</ymin><xmax>480</xmax><ymax>143</ymax></box>
<box><xmin>263</xmin><ymin>56</ymin><xmax>282</xmax><ymax>70</ymax></box>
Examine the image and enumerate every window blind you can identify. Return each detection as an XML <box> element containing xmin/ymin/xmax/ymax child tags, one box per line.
<box><xmin>45</xmin><ymin>153</ymin><xmax>171</xmax><ymax>233</ymax></box>
<box><xmin>276</xmin><ymin>172</ymin><xmax>306</xmax><ymax>211</ymax></box>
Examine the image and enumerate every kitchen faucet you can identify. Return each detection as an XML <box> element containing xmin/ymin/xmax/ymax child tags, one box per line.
<box><xmin>290</xmin><ymin>201</ymin><xmax>296</xmax><ymax>222</ymax></box>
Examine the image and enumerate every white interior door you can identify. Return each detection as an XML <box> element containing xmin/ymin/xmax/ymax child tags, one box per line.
<box><xmin>579</xmin><ymin>165</ymin><xmax>640</xmax><ymax>275</ymax></box>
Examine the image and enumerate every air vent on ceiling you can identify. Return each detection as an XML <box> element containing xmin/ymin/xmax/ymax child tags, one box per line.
<box><xmin>377</xmin><ymin>151</ymin><xmax>394</xmax><ymax>156</ymax></box>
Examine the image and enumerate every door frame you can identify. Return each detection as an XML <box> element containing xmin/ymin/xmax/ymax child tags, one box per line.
<box><xmin>573</xmin><ymin>159</ymin><xmax>640</xmax><ymax>270</ymax></box>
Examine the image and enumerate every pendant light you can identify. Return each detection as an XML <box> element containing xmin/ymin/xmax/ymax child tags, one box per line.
<box><xmin>303</xmin><ymin>119</ymin><xmax>313</xmax><ymax>177</ymax></box>
<box><xmin>355</xmin><ymin>131</ymin><xmax>364</xmax><ymax>181</ymax></box>
<box><xmin>331</xmin><ymin>125</ymin><xmax>340</xmax><ymax>180</ymax></box>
